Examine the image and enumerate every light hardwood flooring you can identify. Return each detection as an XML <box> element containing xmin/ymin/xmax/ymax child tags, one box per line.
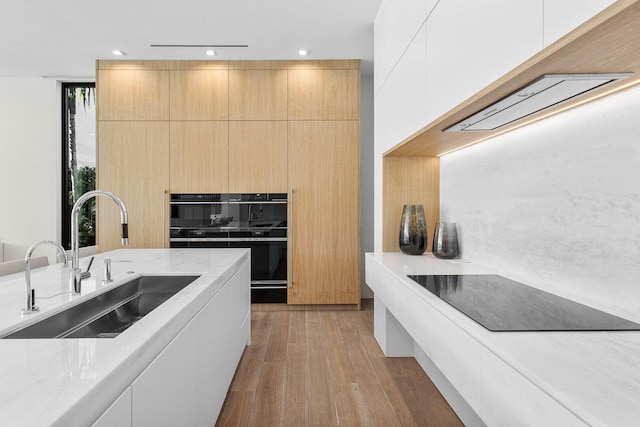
<box><xmin>216</xmin><ymin>300</ymin><xmax>463</xmax><ymax>426</ymax></box>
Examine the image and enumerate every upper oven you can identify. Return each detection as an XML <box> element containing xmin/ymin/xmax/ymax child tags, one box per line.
<box><xmin>169</xmin><ymin>193</ymin><xmax>288</xmax><ymax>303</ymax></box>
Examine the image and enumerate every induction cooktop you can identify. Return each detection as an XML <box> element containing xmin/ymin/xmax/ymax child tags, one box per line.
<box><xmin>407</xmin><ymin>274</ymin><xmax>640</xmax><ymax>332</ymax></box>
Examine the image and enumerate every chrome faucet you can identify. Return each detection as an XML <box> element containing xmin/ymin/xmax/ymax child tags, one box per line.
<box><xmin>70</xmin><ymin>190</ymin><xmax>128</xmax><ymax>294</ymax></box>
<box><xmin>23</xmin><ymin>240</ymin><xmax>68</xmax><ymax>315</ymax></box>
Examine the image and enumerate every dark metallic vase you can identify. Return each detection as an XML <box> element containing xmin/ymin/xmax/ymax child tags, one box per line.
<box><xmin>399</xmin><ymin>204</ymin><xmax>427</xmax><ymax>255</ymax></box>
<box><xmin>432</xmin><ymin>222</ymin><xmax>460</xmax><ymax>259</ymax></box>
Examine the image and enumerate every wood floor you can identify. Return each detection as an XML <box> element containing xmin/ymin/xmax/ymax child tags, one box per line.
<box><xmin>216</xmin><ymin>300</ymin><xmax>463</xmax><ymax>427</ymax></box>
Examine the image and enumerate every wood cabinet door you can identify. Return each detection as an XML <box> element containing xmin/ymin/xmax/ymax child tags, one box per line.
<box><xmin>170</xmin><ymin>121</ymin><xmax>229</xmax><ymax>193</ymax></box>
<box><xmin>229</xmin><ymin>70</ymin><xmax>287</xmax><ymax>120</ymax></box>
<box><xmin>170</xmin><ymin>69</ymin><xmax>229</xmax><ymax>120</ymax></box>
<box><xmin>288</xmin><ymin>69</ymin><xmax>360</xmax><ymax>120</ymax></box>
<box><xmin>97</xmin><ymin>69</ymin><xmax>169</xmax><ymax>120</ymax></box>
<box><xmin>228</xmin><ymin>121</ymin><xmax>287</xmax><ymax>193</ymax></box>
<box><xmin>288</xmin><ymin>121</ymin><xmax>360</xmax><ymax>304</ymax></box>
<box><xmin>97</xmin><ymin>121</ymin><xmax>169</xmax><ymax>251</ymax></box>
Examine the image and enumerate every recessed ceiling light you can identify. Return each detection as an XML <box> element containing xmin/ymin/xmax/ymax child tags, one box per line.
<box><xmin>298</xmin><ymin>49</ymin><xmax>309</xmax><ymax>56</ymax></box>
<box><xmin>205</xmin><ymin>50</ymin><xmax>216</xmax><ymax>56</ymax></box>
<box><xmin>112</xmin><ymin>50</ymin><xmax>125</xmax><ymax>56</ymax></box>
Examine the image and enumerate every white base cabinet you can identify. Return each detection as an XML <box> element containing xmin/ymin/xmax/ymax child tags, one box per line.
<box><xmin>95</xmin><ymin>260</ymin><xmax>250</xmax><ymax>427</ymax></box>
<box><xmin>132</xmin><ymin>318</ymin><xmax>199</xmax><ymax>427</ymax></box>
<box><xmin>92</xmin><ymin>387</ymin><xmax>132</xmax><ymax>427</ymax></box>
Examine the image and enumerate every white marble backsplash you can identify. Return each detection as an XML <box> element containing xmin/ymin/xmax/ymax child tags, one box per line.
<box><xmin>440</xmin><ymin>85</ymin><xmax>640</xmax><ymax>323</ymax></box>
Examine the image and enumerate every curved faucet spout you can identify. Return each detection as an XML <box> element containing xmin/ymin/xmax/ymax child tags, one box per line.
<box><xmin>70</xmin><ymin>190</ymin><xmax>129</xmax><ymax>294</ymax></box>
<box><xmin>23</xmin><ymin>240</ymin><xmax>67</xmax><ymax>315</ymax></box>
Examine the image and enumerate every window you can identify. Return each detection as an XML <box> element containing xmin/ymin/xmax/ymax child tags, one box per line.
<box><xmin>61</xmin><ymin>83</ymin><xmax>96</xmax><ymax>250</ymax></box>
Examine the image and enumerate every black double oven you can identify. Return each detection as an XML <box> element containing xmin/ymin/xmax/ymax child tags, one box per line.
<box><xmin>170</xmin><ymin>193</ymin><xmax>287</xmax><ymax>303</ymax></box>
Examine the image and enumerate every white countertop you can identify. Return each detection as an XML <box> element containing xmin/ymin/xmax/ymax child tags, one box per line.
<box><xmin>367</xmin><ymin>252</ymin><xmax>640</xmax><ymax>427</ymax></box>
<box><xmin>0</xmin><ymin>248</ymin><xmax>249</xmax><ymax>427</ymax></box>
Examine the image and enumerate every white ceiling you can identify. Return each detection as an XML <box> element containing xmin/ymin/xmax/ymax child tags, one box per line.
<box><xmin>0</xmin><ymin>0</ymin><xmax>382</xmax><ymax>78</ymax></box>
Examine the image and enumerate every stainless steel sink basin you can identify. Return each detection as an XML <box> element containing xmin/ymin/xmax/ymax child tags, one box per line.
<box><xmin>2</xmin><ymin>275</ymin><xmax>199</xmax><ymax>339</ymax></box>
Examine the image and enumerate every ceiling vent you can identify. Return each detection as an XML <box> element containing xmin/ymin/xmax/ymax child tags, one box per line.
<box><xmin>445</xmin><ymin>73</ymin><xmax>632</xmax><ymax>132</ymax></box>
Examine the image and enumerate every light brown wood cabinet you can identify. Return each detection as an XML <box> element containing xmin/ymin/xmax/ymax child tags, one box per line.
<box><xmin>228</xmin><ymin>121</ymin><xmax>287</xmax><ymax>193</ymax></box>
<box><xmin>97</xmin><ymin>60</ymin><xmax>361</xmax><ymax>305</ymax></box>
<box><xmin>97</xmin><ymin>121</ymin><xmax>169</xmax><ymax>251</ymax></box>
<box><xmin>97</xmin><ymin>69</ymin><xmax>170</xmax><ymax>121</ymax></box>
<box><xmin>229</xmin><ymin>70</ymin><xmax>287</xmax><ymax>120</ymax></box>
<box><xmin>288</xmin><ymin>121</ymin><xmax>360</xmax><ymax>305</ymax></box>
<box><xmin>287</xmin><ymin>69</ymin><xmax>360</xmax><ymax>120</ymax></box>
<box><xmin>170</xmin><ymin>121</ymin><xmax>229</xmax><ymax>193</ymax></box>
<box><xmin>170</xmin><ymin>70</ymin><xmax>228</xmax><ymax>120</ymax></box>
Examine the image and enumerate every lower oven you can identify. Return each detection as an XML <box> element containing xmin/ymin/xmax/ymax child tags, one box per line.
<box><xmin>169</xmin><ymin>193</ymin><xmax>288</xmax><ymax>303</ymax></box>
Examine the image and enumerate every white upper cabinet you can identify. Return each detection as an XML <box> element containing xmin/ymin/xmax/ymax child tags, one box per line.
<box><xmin>425</xmin><ymin>0</ymin><xmax>543</xmax><ymax>122</ymax></box>
<box><xmin>375</xmin><ymin>25</ymin><xmax>428</xmax><ymax>152</ymax></box>
<box><xmin>543</xmin><ymin>0</ymin><xmax>617</xmax><ymax>47</ymax></box>
<box><xmin>374</xmin><ymin>0</ymin><xmax>438</xmax><ymax>93</ymax></box>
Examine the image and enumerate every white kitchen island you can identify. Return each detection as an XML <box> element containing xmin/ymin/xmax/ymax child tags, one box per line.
<box><xmin>366</xmin><ymin>252</ymin><xmax>640</xmax><ymax>427</ymax></box>
<box><xmin>0</xmin><ymin>248</ymin><xmax>251</xmax><ymax>427</ymax></box>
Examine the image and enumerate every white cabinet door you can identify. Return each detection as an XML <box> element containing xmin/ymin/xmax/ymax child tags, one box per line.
<box><xmin>426</xmin><ymin>0</ymin><xmax>543</xmax><ymax>122</ymax></box>
<box><xmin>92</xmin><ymin>387</ymin><xmax>132</xmax><ymax>427</ymax></box>
<box><xmin>374</xmin><ymin>0</ymin><xmax>438</xmax><ymax>93</ymax></box>
<box><xmin>197</xmin><ymin>262</ymin><xmax>251</xmax><ymax>426</ymax></box>
<box><xmin>375</xmin><ymin>24</ymin><xmax>429</xmax><ymax>153</ymax></box>
<box><xmin>543</xmin><ymin>0</ymin><xmax>617</xmax><ymax>46</ymax></box>
<box><xmin>132</xmin><ymin>318</ymin><xmax>198</xmax><ymax>427</ymax></box>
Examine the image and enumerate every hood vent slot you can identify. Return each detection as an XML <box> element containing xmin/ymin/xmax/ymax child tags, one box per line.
<box><xmin>445</xmin><ymin>73</ymin><xmax>632</xmax><ymax>132</ymax></box>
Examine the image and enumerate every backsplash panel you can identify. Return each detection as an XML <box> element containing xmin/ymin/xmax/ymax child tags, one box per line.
<box><xmin>440</xmin><ymin>85</ymin><xmax>640</xmax><ymax>322</ymax></box>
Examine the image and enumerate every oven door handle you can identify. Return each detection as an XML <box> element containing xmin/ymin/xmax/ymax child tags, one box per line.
<box><xmin>252</xmin><ymin>280</ymin><xmax>288</xmax><ymax>285</ymax></box>
<box><xmin>228</xmin><ymin>237</ymin><xmax>287</xmax><ymax>242</ymax></box>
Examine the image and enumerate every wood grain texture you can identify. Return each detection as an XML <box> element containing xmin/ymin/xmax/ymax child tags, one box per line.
<box><xmin>286</xmin><ymin>59</ymin><xmax>361</xmax><ymax>70</ymax></box>
<box><xmin>97</xmin><ymin>59</ymin><xmax>359</xmax><ymax>70</ymax></box>
<box><xmin>97</xmin><ymin>121</ymin><xmax>169</xmax><ymax>251</ymax></box>
<box><xmin>97</xmin><ymin>69</ymin><xmax>169</xmax><ymax>120</ymax></box>
<box><xmin>229</xmin><ymin>70</ymin><xmax>287</xmax><ymax>120</ymax></box>
<box><xmin>97</xmin><ymin>60</ymin><xmax>180</xmax><ymax>70</ymax></box>
<box><xmin>383</xmin><ymin>157</ymin><xmax>440</xmax><ymax>252</ymax></box>
<box><xmin>386</xmin><ymin>0</ymin><xmax>640</xmax><ymax>156</ymax></box>
<box><xmin>229</xmin><ymin>60</ymin><xmax>289</xmax><ymax>70</ymax></box>
<box><xmin>216</xmin><ymin>301</ymin><xmax>463</xmax><ymax>427</ymax></box>
<box><xmin>251</xmin><ymin>303</ymin><xmax>359</xmax><ymax>311</ymax></box>
<box><xmin>228</xmin><ymin>121</ymin><xmax>287</xmax><ymax>192</ymax></box>
<box><xmin>170</xmin><ymin>69</ymin><xmax>229</xmax><ymax>120</ymax></box>
<box><xmin>288</xmin><ymin>121</ymin><xmax>360</xmax><ymax>305</ymax></box>
<box><xmin>288</xmin><ymin>69</ymin><xmax>360</xmax><ymax>120</ymax></box>
<box><xmin>170</xmin><ymin>121</ymin><xmax>229</xmax><ymax>193</ymax></box>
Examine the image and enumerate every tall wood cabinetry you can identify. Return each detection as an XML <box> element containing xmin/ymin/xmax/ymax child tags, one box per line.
<box><xmin>97</xmin><ymin>60</ymin><xmax>360</xmax><ymax>306</ymax></box>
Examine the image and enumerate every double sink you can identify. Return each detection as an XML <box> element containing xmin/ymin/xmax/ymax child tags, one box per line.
<box><xmin>2</xmin><ymin>275</ymin><xmax>199</xmax><ymax>339</ymax></box>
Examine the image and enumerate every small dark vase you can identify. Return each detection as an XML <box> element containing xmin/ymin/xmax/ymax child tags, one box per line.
<box><xmin>399</xmin><ymin>204</ymin><xmax>427</xmax><ymax>255</ymax></box>
<box><xmin>432</xmin><ymin>222</ymin><xmax>460</xmax><ymax>259</ymax></box>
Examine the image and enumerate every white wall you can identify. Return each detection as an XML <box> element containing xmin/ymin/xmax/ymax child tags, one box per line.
<box><xmin>440</xmin><ymin>84</ymin><xmax>640</xmax><ymax>322</ymax></box>
<box><xmin>0</xmin><ymin>78</ymin><xmax>61</xmax><ymax>264</ymax></box>
<box><xmin>361</xmin><ymin>75</ymin><xmax>375</xmax><ymax>298</ymax></box>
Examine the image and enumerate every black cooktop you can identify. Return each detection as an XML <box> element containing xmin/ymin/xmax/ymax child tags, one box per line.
<box><xmin>407</xmin><ymin>274</ymin><xmax>640</xmax><ymax>332</ymax></box>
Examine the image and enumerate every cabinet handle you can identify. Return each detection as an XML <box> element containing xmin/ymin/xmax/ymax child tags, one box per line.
<box><xmin>290</xmin><ymin>188</ymin><xmax>294</xmax><ymax>289</ymax></box>
<box><xmin>163</xmin><ymin>189</ymin><xmax>167</xmax><ymax>248</ymax></box>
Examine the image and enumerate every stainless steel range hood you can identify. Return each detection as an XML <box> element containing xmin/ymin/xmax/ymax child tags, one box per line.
<box><xmin>445</xmin><ymin>73</ymin><xmax>632</xmax><ymax>132</ymax></box>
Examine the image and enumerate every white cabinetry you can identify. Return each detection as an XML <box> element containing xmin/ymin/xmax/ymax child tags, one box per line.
<box><xmin>197</xmin><ymin>263</ymin><xmax>251</xmax><ymax>426</ymax></box>
<box><xmin>97</xmin><ymin>260</ymin><xmax>250</xmax><ymax>427</ymax></box>
<box><xmin>425</xmin><ymin>0</ymin><xmax>543</xmax><ymax>122</ymax></box>
<box><xmin>132</xmin><ymin>318</ymin><xmax>199</xmax><ymax>427</ymax></box>
<box><xmin>543</xmin><ymin>0</ymin><xmax>617</xmax><ymax>46</ymax></box>
<box><xmin>375</xmin><ymin>25</ymin><xmax>428</xmax><ymax>152</ymax></box>
<box><xmin>374</xmin><ymin>0</ymin><xmax>438</xmax><ymax>93</ymax></box>
<box><xmin>92</xmin><ymin>387</ymin><xmax>132</xmax><ymax>427</ymax></box>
